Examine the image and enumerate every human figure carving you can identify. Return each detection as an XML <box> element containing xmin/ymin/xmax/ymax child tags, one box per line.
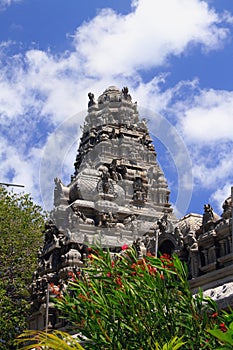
<box><xmin>157</xmin><ymin>214</ymin><xmax>168</xmax><ymax>234</ymax></box>
<box><xmin>222</xmin><ymin>198</ymin><xmax>231</xmax><ymax>214</ymax></box>
<box><xmin>88</xmin><ymin>92</ymin><xmax>95</xmax><ymax>107</ymax></box>
<box><xmin>202</xmin><ymin>204</ymin><xmax>214</xmax><ymax>225</ymax></box>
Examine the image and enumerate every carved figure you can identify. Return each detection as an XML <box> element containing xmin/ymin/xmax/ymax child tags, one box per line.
<box><xmin>98</xmin><ymin>212</ymin><xmax>109</xmax><ymax>227</ymax></box>
<box><xmin>108</xmin><ymin>159</ymin><xmax>125</xmax><ymax>182</ymax></box>
<box><xmin>54</xmin><ymin>177</ymin><xmax>69</xmax><ymax>206</ymax></box>
<box><xmin>44</xmin><ymin>219</ymin><xmax>58</xmax><ymax>245</ymax></box>
<box><xmin>174</xmin><ymin>227</ymin><xmax>184</xmax><ymax>248</ymax></box>
<box><xmin>73</xmin><ymin>205</ymin><xmax>94</xmax><ymax>225</ymax></box>
<box><xmin>97</xmin><ymin>170</ymin><xmax>115</xmax><ymax>196</ymax></box>
<box><xmin>115</xmin><ymin>222</ymin><xmax>125</xmax><ymax>231</ymax></box>
<box><xmin>222</xmin><ymin>197</ymin><xmax>231</xmax><ymax>214</ymax></box>
<box><xmin>132</xmin><ymin>177</ymin><xmax>147</xmax><ymax>206</ymax></box>
<box><xmin>202</xmin><ymin>204</ymin><xmax>214</xmax><ymax>225</ymax></box>
<box><xmin>133</xmin><ymin>237</ymin><xmax>145</xmax><ymax>257</ymax></box>
<box><xmin>88</xmin><ymin>92</ymin><xmax>95</xmax><ymax>107</ymax></box>
<box><xmin>186</xmin><ymin>232</ymin><xmax>200</xmax><ymax>278</ymax></box>
<box><xmin>157</xmin><ymin>214</ymin><xmax>168</xmax><ymax>234</ymax></box>
<box><xmin>122</xmin><ymin>86</ymin><xmax>131</xmax><ymax>101</ymax></box>
<box><xmin>102</xmin><ymin>170</ymin><xmax>110</xmax><ymax>193</ymax></box>
<box><xmin>108</xmin><ymin>159</ymin><xmax>119</xmax><ymax>181</ymax></box>
<box><xmin>98</xmin><ymin>211</ymin><xmax>118</xmax><ymax>228</ymax></box>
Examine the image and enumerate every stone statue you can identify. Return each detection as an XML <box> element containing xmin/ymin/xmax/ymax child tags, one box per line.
<box><xmin>72</xmin><ymin>204</ymin><xmax>94</xmax><ymax>225</ymax></box>
<box><xmin>202</xmin><ymin>204</ymin><xmax>214</xmax><ymax>225</ymax></box>
<box><xmin>108</xmin><ymin>159</ymin><xmax>119</xmax><ymax>181</ymax></box>
<box><xmin>122</xmin><ymin>86</ymin><xmax>131</xmax><ymax>101</ymax></box>
<box><xmin>132</xmin><ymin>177</ymin><xmax>147</xmax><ymax>207</ymax></box>
<box><xmin>186</xmin><ymin>232</ymin><xmax>200</xmax><ymax>278</ymax></box>
<box><xmin>102</xmin><ymin>170</ymin><xmax>111</xmax><ymax>193</ymax></box>
<box><xmin>157</xmin><ymin>214</ymin><xmax>168</xmax><ymax>234</ymax></box>
<box><xmin>88</xmin><ymin>92</ymin><xmax>95</xmax><ymax>107</ymax></box>
<box><xmin>97</xmin><ymin>169</ymin><xmax>115</xmax><ymax>196</ymax></box>
<box><xmin>44</xmin><ymin>219</ymin><xmax>58</xmax><ymax>245</ymax></box>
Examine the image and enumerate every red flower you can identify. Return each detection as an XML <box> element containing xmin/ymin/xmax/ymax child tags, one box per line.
<box><xmin>106</xmin><ymin>272</ymin><xmax>111</xmax><ymax>277</ymax></box>
<box><xmin>211</xmin><ymin>312</ymin><xmax>218</xmax><ymax>318</ymax></box>
<box><xmin>160</xmin><ymin>253</ymin><xmax>171</xmax><ymax>260</ymax></box>
<box><xmin>219</xmin><ymin>322</ymin><xmax>227</xmax><ymax>332</ymax></box>
<box><xmin>116</xmin><ymin>276</ymin><xmax>123</xmax><ymax>287</ymax></box>
<box><xmin>121</xmin><ymin>244</ymin><xmax>128</xmax><ymax>251</ymax></box>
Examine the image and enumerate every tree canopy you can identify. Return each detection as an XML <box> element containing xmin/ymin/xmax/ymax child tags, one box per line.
<box><xmin>0</xmin><ymin>186</ymin><xmax>45</xmax><ymax>350</ymax></box>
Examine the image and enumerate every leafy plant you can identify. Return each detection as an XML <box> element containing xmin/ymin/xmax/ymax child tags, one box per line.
<box><xmin>15</xmin><ymin>330</ymin><xmax>85</xmax><ymax>350</ymax></box>
<box><xmin>208</xmin><ymin>308</ymin><xmax>233</xmax><ymax>349</ymax></box>
<box><xmin>52</xmin><ymin>247</ymin><xmax>220</xmax><ymax>349</ymax></box>
<box><xmin>16</xmin><ymin>330</ymin><xmax>185</xmax><ymax>350</ymax></box>
<box><xmin>154</xmin><ymin>336</ymin><xmax>186</xmax><ymax>350</ymax></box>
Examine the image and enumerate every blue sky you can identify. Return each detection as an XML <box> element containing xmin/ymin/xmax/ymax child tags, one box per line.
<box><xmin>0</xmin><ymin>0</ymin><xmax>233</xmax><ymax>218</ymax></box>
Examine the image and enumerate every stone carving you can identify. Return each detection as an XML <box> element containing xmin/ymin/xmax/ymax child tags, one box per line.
<box><xmin>98</xmin><ymin>211</ymin><xmax>118</xmax><ymax>228</ymax></box>
<box><xmin>123</xmin><ymin>215</ymin><xmax>139</xmax><ymax>236</ymax></box>
<box><xmin>108</xmin><ymin>159</ymin><xmax>119</xmax><ymax>182</ymax></box>
<box><xmin>122</xmin><ymin>86</ymin><xmax>132</xmax><ymax>101</ymax></box>
<box><xmin>137</xmin><ymin>118</ymin><xmax>148</xmax><ymax>131</ymax></box>
<box><xmin>43</xmin><ymin>219</ymin><xmax>59</xmax><ymax>246</ymax></box>
<box><xmin>54</xmin><ymin>177</ymin><xmax>69</xmax><ymax>206</ymax></box>
<box><xmin>157</xmin><ymin>213</ymin><xmax>174</xmax><ymax>234</ymax></box>
<box><xmin>202</xmin><ymin>204</ymin><xmax>214</xmax><ymax>225</ymax></box>
<box><xmin>133</xmin><ymin>237</ymin><xmax>147</xmax><ymax>257</ymax></box>
<box><xmin>222</xmin><ymin>196</ymin><xmax>232</xmax><ymax>219</ymax></box>
<box><xmin>187</xmin><ymin>233</ymin><xmax>200</xmax><ymax>278</ymax></box>
<box><xmin>97</xmin><ymin>170</ymin><xmax>115</xmax><ymax>195</ymax></box>
<box><xmin>174</xmin><ymin>226</ymin><xmax>184</xmax><ymax>249</ymax></box>
<box><xmin>139</xmin><ymin>132</ymin><xmax>152</xmax><ymax>148</ymax></box>
<box><xmin>53</xmin><ymin>231</ymin><xmax>66</xmax><ymax>248</ymax></box>
<box><xmin>88</xmin><ymin>92</ymin><xmax>95</xmax><ymax>107</ymax></box>
<box><xmin>157</xmin><ymin>215</ymin><xmax>168</xmax><ymax>234</ymax></box>
<box><xmin>72</xmin><ymin>205</ymin><xmax>95</xmax><ymax>225</ymax></box>
<box><xmin>132</xmin><ymin>176</ymin><xmax>147</xmax><ymax>207</ymax></box>
<box><xmin>107</xmin><ymin>159</ymin><xmax>127</xmax><ymax>182</ymax></box>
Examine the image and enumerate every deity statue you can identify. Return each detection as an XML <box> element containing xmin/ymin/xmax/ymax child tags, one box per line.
<box><xmin>88</xmin><ymin>92</ymin><xmax>96</xmax><ymax>107</ymax></box>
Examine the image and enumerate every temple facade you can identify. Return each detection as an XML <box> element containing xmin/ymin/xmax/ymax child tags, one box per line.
<box><xmin>29</xmin><ymin>86</ymin><xmax>233</xmax><ymax>330</ymax></box>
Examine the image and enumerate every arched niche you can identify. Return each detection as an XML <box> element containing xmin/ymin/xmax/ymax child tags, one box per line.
<box><xmin>158</xmin><ymin>233</ymin><xmax>178</xmax><ymax>257</ymax></box>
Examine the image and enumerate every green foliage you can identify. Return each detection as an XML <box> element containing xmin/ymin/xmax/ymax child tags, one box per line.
<box><xmin>53</xmin><ymin>247</ymin><xmax>220</xmax><ymax>349</ymax></box>
<box><xmin>154</xmin><ymin>336</ymin><xmax>186</xmax><ymax>350</ymax></box>
<box><xmin>15</xmin><ymin>330</ymin><xmax>85</xmax><ymax>350</ymax></box>
<box><xmin>208</xmin><ymin>308</ymin><xmax>233</xmax><ymax>349</ymax></box>
<box><xmin>0</xmin><ymin>187</ymin><xmax>45</xmax><ymax>350</ymax></box>
<box><xmin>16</xmin><ymin>330</ymin><xmax>185</xmax><ymax>350</ymax></box>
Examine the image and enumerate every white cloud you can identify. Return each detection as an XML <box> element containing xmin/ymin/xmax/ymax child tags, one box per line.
<box><xmin>177</xmin><ymin>89</ymin><xmax>233</xmax><ymax>143</ymax></box>
<box><xmin>0</xmin><ymin>136</ymin><xmax>40</xmax><ymax>198</ymax></box>
<box><xmin>73</xmin><ymin>0</ymin><xmax>229</xmax><ymax>77</ymax></box>
<box><xmin>210</xmin><ymin>183</ymin><xmax>232</xmax><ymax>213</ymax></box>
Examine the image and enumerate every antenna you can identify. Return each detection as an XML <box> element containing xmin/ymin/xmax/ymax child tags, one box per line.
<box><xmin>0</xmin><ymin>182</ymin><xmax>25</xmax><ymax>188</ymax></box>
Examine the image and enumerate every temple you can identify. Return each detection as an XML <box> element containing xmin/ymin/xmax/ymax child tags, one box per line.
<box><xmin>29</xmin><ymin>86</ymin><xmax>233</xmax><ymax>330</ymax></box>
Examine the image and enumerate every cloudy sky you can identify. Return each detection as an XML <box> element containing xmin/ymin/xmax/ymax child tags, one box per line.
<box><xmin>0</xmin><ymin>0</ymin><xmax>233</xmax><ymax>218</ymax></box>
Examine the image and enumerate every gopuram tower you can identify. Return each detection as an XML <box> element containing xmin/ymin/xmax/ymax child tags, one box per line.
<box><xmin>30</xmin><ymin>86</ymin><xmax>181</xmax><ymax>330</ymax></box>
